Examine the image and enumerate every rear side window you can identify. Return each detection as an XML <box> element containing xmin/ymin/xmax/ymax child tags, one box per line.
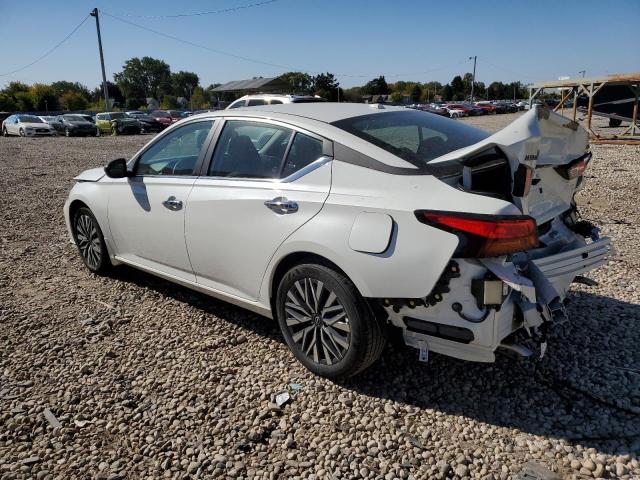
<box><xmin>282</xmin><ymin>133</ymin><xmax>323</xmax><ymax>178</ymax></box>
<box><xmin>332</xmin><ymin>110</ymin><xmax>488</xmax><ymax>168</ymax></box>
<box><xmin>269</xmin><ymin>99</ymin><xmax>283</xmax><ymax>105</ymax></box>
<box><xmin>228</xmin><ymin>99</ymin><xmax>246</xmax><ymax>109</ymax></box>
<box><xmin>209</xmin><ymin>120</ymin><xmax>293</xmax><ymax>178</ymax></box>
<box><xmin>247</xmin><ymin>99</ymin><xmax>266</xmax><ymax>106</ymax></box>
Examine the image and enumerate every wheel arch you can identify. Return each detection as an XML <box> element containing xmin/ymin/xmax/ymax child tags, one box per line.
<box><xmin>268</xmin><ymin>251</ymin><xmax>357</xmax><ymax>314</ymax></box>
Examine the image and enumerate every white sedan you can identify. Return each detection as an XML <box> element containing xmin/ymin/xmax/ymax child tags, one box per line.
<box><xmin>64</xmin><ymin>104</ymin><xmax>611</xmax><ymax>378</ymax></box>
<box><xmin>2</xmin><ymin>114</ymin><xmax>57</xmax><ymax>136</ymax></box>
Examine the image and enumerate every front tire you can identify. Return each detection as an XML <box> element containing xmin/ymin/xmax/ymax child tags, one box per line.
<box><xmin>72</xmin><ymin>207</ymin><xmax>111</xmax><ymax>274</ymax></box>
<box><xmin>65</xmin><ymin>127</ymin><xmax>71</xmax><ymax>137</ymax></box>
<box><xmin>19</xmin><ymin>128</ymin><xmax>25</xmax><ymax>137</ymax></box>
<box><xmin>2</xmin><ymin>126</ymin><xmax>8</xmax><ymax>137</ymax></box>
<box><xmin>276</xmin><ymin>263</ymin><xmax>385</xmax><ymax>378</ymax></box>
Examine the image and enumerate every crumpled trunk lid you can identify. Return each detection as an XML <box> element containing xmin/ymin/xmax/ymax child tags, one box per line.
<box><xmin>431</xmin><ymin>106</ymin><xmax>590</xmax><ymax>223</ymax></box>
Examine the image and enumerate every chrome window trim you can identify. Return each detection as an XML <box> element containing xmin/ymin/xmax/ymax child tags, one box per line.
<box><xmin>280</xmin><ymin>155</ymin><xmax>332</xmax><ymax>183</ymax></box>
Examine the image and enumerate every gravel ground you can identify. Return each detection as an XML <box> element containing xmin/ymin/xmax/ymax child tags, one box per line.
<box><xmin>1</xmin><ymin>113</ymin><xmax>639</xmax><ymax>480</ymax></box>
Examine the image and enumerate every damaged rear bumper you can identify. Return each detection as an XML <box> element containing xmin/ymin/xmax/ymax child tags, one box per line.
<box><xmin>389</xmin><ymin>236</ymin><xmax>612</xmax><ymax>363</ymax></box>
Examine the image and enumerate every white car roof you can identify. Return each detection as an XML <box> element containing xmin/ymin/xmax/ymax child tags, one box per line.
<box><xmin>187</xmin><ymin>103</ymin><xmax>421</xmax><ymax>169</ymax></box>
<box><xmin>206</xmin><ymin>102</ymin><xmax>407</xmax><ymax>124</ymax></box>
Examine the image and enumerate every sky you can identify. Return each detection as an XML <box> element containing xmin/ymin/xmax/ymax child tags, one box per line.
<box><xmin>1</xmin><ymin>0</ymin><xmax>638</xmax><ymax>91</ymax></box>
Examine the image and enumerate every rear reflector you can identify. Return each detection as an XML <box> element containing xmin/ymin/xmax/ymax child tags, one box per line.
<box><xmin>556</xmin><ymin>152</ymin><xmax>591</xmax><ymax>180</ymax></box>
<box><xmin>415</xmin><ymin>210</ymin><xmax>539</xmax><ymax>257</ymax></box>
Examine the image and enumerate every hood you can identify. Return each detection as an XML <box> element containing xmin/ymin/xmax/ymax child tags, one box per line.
<box><xmin>74</xmin><ymin>167</ymin><xmax>105</xmax><ymax>182</ymax></box>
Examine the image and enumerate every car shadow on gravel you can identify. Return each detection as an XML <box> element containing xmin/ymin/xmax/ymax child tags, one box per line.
<box><xmin>111</xmin><ymin>266</ymin><xmax>639</xmax><ymax>455</ymax></box>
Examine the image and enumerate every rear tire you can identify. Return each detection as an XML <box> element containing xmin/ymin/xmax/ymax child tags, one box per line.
<box><xmin>2</xmin><ymin>127</ymin><xmax>7</xmax><ymax>137</ymax></box>
<box><xmin>72</xmin><ymin>207</ymin><xmax>111</xmax><ymax>275</ymax></box>
<box><xmin>275</xmin><ymin>263</ymin><xmax>385</xmax><ymax>378</ymax></box>
<box><xmin>609</xmin><ymin>118</ymin><xmax>622</xmax><ymax>128</ymax></box>
<box><xmin>65</xmin><ymin>127</ymin><xmax>71</xmax><ymax>137</ymax></box>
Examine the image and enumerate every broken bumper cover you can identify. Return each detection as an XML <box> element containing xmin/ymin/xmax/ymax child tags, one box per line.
<box><xmin>400</xmin><ymin>237</ymin><xmax>612</xmax><ymax>363</ymax></box>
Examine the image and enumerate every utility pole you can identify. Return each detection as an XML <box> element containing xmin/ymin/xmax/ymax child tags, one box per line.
<box><xmin>579</xmin><ymin>70</ymin><xmax>586</xmax><ymax>78</ymax></box>
<box><xmin>469</xmin><ymin>56</ymin><xmax>477</xmax><ymax>102</ymax></box>
<box><xmin>90</xmin><ymin>8</ymin><xmax>109</xmax><ymax>111</ymax></box>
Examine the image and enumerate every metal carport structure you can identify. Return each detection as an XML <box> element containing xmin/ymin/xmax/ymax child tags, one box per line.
<box><xmin>529</xmin><ymin>73</ymin><xmax>640</xmax><ymax>144</ymax></box>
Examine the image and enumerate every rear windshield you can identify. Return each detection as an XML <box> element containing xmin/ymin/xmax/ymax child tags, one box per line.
<box><xmin>331</xmin><ymin>110</ymin><xmax>488</xmax><ymax>167</ymax></box>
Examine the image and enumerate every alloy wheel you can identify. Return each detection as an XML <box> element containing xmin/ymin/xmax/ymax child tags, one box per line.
<box><xmin>75</xmin><ymin>214</ymin><xmax>102</xmax><ymax>270</ymax></box>
<box><xmin>284</xmin><ymin>278</ymin><xmax>351</xmax><ymax>365</ymax></box>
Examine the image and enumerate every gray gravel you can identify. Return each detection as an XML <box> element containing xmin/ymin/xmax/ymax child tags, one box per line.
<box><xmin>1</xmin><ymin>115</ymin><xmax>639</xmax><ymax>479</ymax></box>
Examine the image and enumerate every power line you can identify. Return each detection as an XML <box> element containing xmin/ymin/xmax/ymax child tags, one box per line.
<box><xmin>102</xmin><ymin>10</ymin><xmax>300</xmax><ymax>72</ymax></box>
<box><xmin>0</xmin><ymin>15</ymin><xmax>90</xmax><ymax>77</ymax></box>
<box><xmin>105</xmin><ymin>0</ymin><xmax>278</xmax><ymax>19</ymax></box>
<box><xmin>102</xmin><ymin>11</ymin><xmax>468</xmax><ymax>80</ymax></box>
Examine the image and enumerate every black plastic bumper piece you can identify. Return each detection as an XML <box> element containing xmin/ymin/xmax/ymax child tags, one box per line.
<box><xmin>404</xmin><ymin>317</ymin><xmax>475</xmax><ymax>344</ymax></box>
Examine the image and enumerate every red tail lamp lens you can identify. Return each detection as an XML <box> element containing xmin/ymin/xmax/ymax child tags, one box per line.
<box><xmin>416</xmin><ymin>210</ymin><xmax>539</xmax><ymax>257</ymax></box>
<box><xmin>556</xmin><ymin>152</ymin><xmax>591</xmax><ymax>180</ymax></box>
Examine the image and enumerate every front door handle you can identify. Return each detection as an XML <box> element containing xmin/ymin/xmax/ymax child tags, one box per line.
<box><xmin>264</xmin><ymin>197</ymin><xmax>298</xmax><ymax>215</ymax></box>
<box><xmin>162</xmin><ymin>196</ymin><xmax>183</xmax><ymax>211</ymax></box>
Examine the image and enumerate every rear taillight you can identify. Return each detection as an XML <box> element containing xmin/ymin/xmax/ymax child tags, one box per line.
<box><xmin>415</xmin><ymin>210</ymin><xmax>538</xmax><ymax>257</ymax></box>
<box><xmin>556</xmin><ymin>152</ymin><xmax>591</xmax><ymax>180</ymax></box>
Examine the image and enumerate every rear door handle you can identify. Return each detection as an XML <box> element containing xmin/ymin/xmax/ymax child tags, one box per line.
<box><xmin>264</xmin><ymin>197</ymin><xmax>298</xmax><ymax>215</ymax></box>
<box><xmin>162</xmin><ymin>196</ymin><xmax>183</xmax><ymax>211</ymax></box>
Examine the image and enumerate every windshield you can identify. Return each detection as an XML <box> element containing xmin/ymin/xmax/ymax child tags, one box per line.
<box><xmin>331</xmin><ymin>110</ymin><xmax>488</xmax><ymax>167</ymax></box>
<box><xmin>19</xmin><ymin>115</ymin><xmax>43</xmax><ymax>123</ymax></box>
<box><xmin>110</xmin><ymin>113</ymin><xmax>125</xmax><ymax>119</ymax></box>
<box><xmin>63</xmin><ymin>115</ymin><xmax>86</xmax><ymax>122</ymax></box>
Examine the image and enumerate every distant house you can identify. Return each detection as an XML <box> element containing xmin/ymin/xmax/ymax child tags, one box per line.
<box><xmin>211</xmin><ymin>77</ymin><xmax>289</xmax><ymax>95</ymax></box>
<box><xmin>362</xmin><ymin>94</ymin><xmax>391</xmax><ymax>104</ymax></box>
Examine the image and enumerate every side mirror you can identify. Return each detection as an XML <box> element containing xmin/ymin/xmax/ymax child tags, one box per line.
<box><xmin>104</xmin><ymin>158</ymin><xmax>129</xmax><ymax>178</ymax></box>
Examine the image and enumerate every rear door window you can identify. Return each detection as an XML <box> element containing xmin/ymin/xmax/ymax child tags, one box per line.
<box><xmin>281</xmin><ymin>133</ymin><xmax>324</xmax><ymax>178</ymax></box>
<box><xmin>247</xmin><ymin>99</ymin><xmax>266</xmax><ymax>106</ymax></box>
<box><xmin>208</xmin><ymin>120</ymin><xmax>293</xmax><ymax>178</ymax></box>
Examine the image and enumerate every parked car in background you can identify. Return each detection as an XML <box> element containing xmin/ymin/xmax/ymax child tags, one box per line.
<box><xmin>442</xmin><ymin>106</ymin><xmax>467</xmax><ymax>118</ymax></box>
<box><xmin>149</xmin><ymin>110</ymin><xmax>174</xmax><ymax>127</ymax></box>
<box><xmin>2</xmin><ymin>114</ymin><xmax>57</xmax><ymax>136</ymax></box>
<box><xmin>38</xmin><ymin>115</ymin><xmax>58</xmax><ymax>126</ymax></box>
<box><xmin>474</xmin><ymin>102</ymin><xmax>497</xmax><ymax>114</ymax></box>
<box><xmin>227</xmin><ymin>94</ymin><xmax>326</xmax><ymax>109</ymax></box>
<box><xmin>95</xmin><ymin>112</ymin><xmax>141</xmax><ymax>136</ymax></box>
<box><xmin>78</xmin><ymin>114</ymin><xmax>95</xmax><ymax>123</ymax></box>
<box><xmin>516</xmin><ymin>100</ymin><xmax>528</xmax><ymax>110</ymax></box>
<box><xmin>51</xmin><ymin>114</ymin><xmax>99</xmax><ymax>137</ymax></box>
<box><xmin>126</xmin><ymin>111</ymin><xmax>166</xmax><ymax>133</ymax></box>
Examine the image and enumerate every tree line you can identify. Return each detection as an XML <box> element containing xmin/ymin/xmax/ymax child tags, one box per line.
<box><xmin>0</xmin><ymin>55</ymin><xmax>531</xmax><ymax>113</ymax></box>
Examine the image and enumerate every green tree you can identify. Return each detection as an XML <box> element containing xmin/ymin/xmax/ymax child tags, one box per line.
<box><xmin>161</xmin><ymin>95</ymin><xmax>179</xmax><ymax>109</ymax></box>
<box><xmin>410</xmin><ymin>84</ymin><xmax>422</xmax><ymax>103</ymax></box>
<box><xmin>190</xmin><ymin>86</ymin><xmax>210</xmax><ymax>109</ymax></box>
<box><xmin>390</xmin><ymin>92</ymin><xmax>404</xmax><ymax>104</ymax></box>
<box><xmin>3</xmin><ymin>81</ymin><xmax>29</xmax><ymax>96</ymax></box>
<box><xmin>362</xmin><ymin>76</ymin><xmax>389</xmax><ymax>95</ymax></box>
<box><xmin>171</xmin><ymin>71</ymin><xmax>199</xmax><ymax>98</ymax></box>
<box><xmin>279</xmin><ymin>72</ymin><xmax>313</xmax><ymax>94</ymax></box>
<box><xmin>441</xmin><ymin>84</ymin><xmax>454</xmax><ymax>101</ymax></box>
<box><xmin>50</xmin><ymin>81</ymin><xmax>90</xmax><ymax>100</ymax></box>
<box><xmin>60</xmin><ymin>91</ymin><xmax>88</xmax><ymax>111</ymax></box>
<box><xmin>91</xmin><ymin>81</ymin><xmax>125</xmax><ymax>108</ymax></box>
<box><xmin>450</xmin><ymin>76</ymin><xmax>465</xmax><ymax>100</ymax></box>
<box><xmin>29</xmin><ymin>84</ymin><xmax>59</xmax><ymax>111</ymax></box>
<box><xmin>14</xmin><ymin>92</ymin><xmax>35</xmax><ymax>111</ymax></box>
<box><xmin>312</xmin><ymin>73</ymin><xmax>340</xmax><ymax>101</ymax></box>
<box><xmin>114</xmin><ymin>56</ymin><xmax>172</xmax><ymax>103</ymax></box>
<box><xmin>0</xmin><ymin>93</ymin><xmax>17</xmax><ymax>111</ymax></box>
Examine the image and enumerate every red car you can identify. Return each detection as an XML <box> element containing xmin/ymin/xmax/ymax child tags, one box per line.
<box><xmin>149</xmin><ymin>110</ymin><xmax>184</xmax><ymax>126</ymax></box>
<box><xmin>474</xmin><ymin>102</ymin><xmax>498</xmax><ymax>114</ymax></box>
